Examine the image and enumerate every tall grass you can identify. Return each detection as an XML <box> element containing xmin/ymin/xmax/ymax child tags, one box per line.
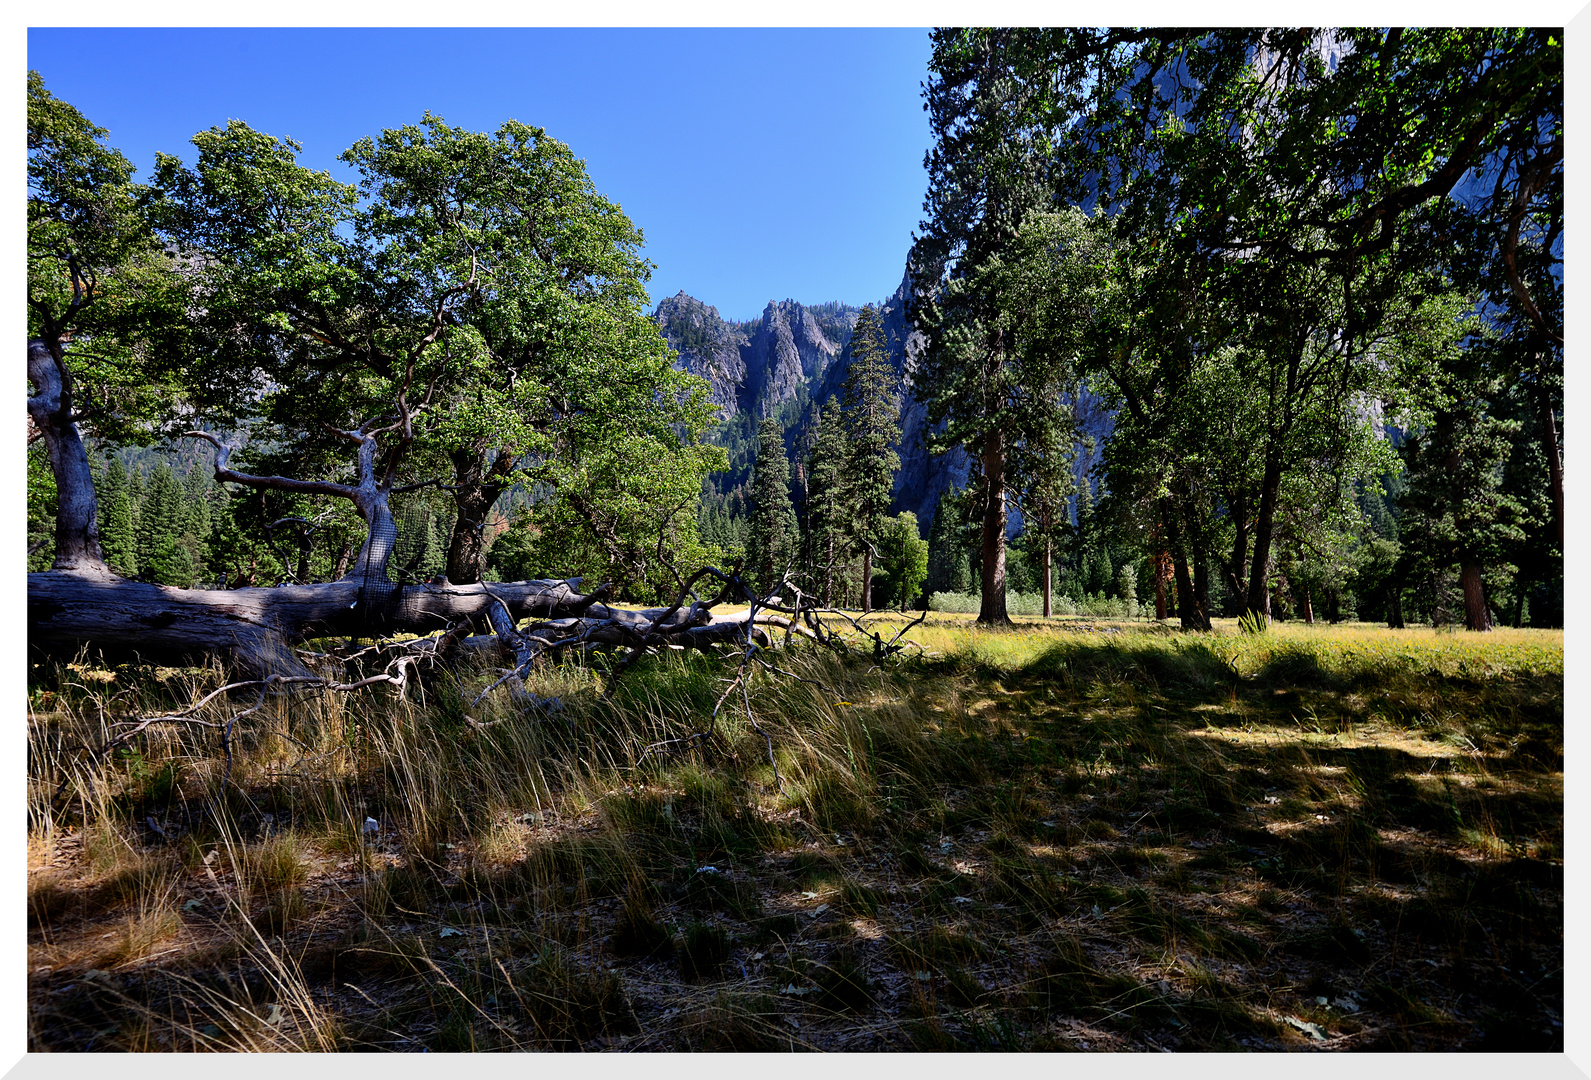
<box><xmin>27</xmin><ymin>618</ymin><xmax>1562</xmax><ymax>1051</ymax></box>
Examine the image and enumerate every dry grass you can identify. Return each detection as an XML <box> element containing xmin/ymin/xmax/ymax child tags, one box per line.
<box><xmin>26</xmin><ymin>619</ymin><xmax>1562</xmax><ymax>1051</ymax></box>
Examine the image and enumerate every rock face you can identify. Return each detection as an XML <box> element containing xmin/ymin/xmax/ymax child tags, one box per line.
<box><xmin>652</xmin><ymin>292</ymin><xmax>748</xmax><ymax>418</ymax></box>
<box><xmin>654</xmin><ymin>293</ymin><xmax>855</xmax><ymax>419</ymax></box>
<box><xmin>743</xmin><ymin>300</ymin><xmax>851</xmax><ymax>416</ymax></box>
<box><xmin>656</xmin><ymin>273</ymin><xmax>1114</xmax><ymax>536</ymax></box>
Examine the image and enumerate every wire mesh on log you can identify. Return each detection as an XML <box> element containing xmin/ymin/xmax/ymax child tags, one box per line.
<box><xmin>353</xmin><ymin>511</ymin><xmax>401</xmax><ymax>637</ymax></box>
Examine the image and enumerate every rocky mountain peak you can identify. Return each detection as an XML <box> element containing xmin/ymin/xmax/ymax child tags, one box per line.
<box><xmin>654</xmin><ymin>293</ymin><xmax>859</xmax><ymax>420</ymax></box>
<box><xmin>652</xmin><ymin>293</ymin><xmax>748</xmax><ymax>418</ymax></box>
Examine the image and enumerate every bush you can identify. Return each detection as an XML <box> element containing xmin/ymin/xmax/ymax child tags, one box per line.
<box><xmin>928</xmin><ymin>590</ymin><xmax>1138</xmax><ymax>619</ymax></box>
<box><xmin>928</xmin><ymin>591</ymin><xmax>981</xmax><ymax>614</ymax></box>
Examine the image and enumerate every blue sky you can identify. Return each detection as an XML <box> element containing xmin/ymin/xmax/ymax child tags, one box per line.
<box><xmin>27</xmin><ymin>27</ymin><xmax>935</xmax><ymax>322</ymax></box>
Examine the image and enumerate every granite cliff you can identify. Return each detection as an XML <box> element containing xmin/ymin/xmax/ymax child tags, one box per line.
<box><xmin>654</xmin><ymin>275</ymin><xmax>1113</xmax><ymax>534</ymax></box>
<box><xmin>654</xmin><ymin>293</ymin><xmax>855</xmax><ymax>419</ymax></box>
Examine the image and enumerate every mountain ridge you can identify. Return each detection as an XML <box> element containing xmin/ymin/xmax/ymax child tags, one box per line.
<box><xmin>654</xmin><ymin>275</ymin><xmax>1112</xmax><ymax>535</ymax></box>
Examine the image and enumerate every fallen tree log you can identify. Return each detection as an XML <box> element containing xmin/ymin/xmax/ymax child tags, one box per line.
<box><xmin>27</xmin><ymin>566</ymin><xmax>814</xmax><ymax>680</ymax></box>
<box><xmin>27</xmin><ymin>571</ymin><xmax>613</xmax><ymax>677</ymax></box>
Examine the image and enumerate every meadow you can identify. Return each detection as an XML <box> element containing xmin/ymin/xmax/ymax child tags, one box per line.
<box><xmin>26</xmin><ymin>615</ymin><xmax>1563</xmax><ymax>1051</ymax></box>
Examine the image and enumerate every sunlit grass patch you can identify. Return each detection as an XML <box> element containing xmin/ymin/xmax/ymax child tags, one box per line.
<box><xmin>27</xmin><ymin>617</ymin><xmax>1560</xmax><ymax>1051</ymax></box>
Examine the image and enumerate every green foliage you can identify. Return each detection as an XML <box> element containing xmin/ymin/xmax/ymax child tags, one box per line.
<box><xmin>801</xmin><ymin>403</ymin><xmax>856</xmax><ymax>607</ymax></box>
<box><xmin>1237</xmin><ymin>610</ymin><xmax>1270</xmax><ymax>636</ymax></box>
<box><xmin>840</xmin><ymin>305</ymin><xmax>901</xmax><ymax>560</ymax></box>
<box><xmin>745</xmin><ymin>419</ymin><xmax>798</xmax><ymax>595</ymax></box>
<box><xmin>876</xmin><ymin>512</ymin><xmax>929</xmax><ymax>611</ymax></box>
<box><xmin>1397</xmin><ymin>353</ymin><xmax>1529</xmax><ymax>628</ymax></box>
<box><xmin>143</xmin><ymin>108</ymin><xmax>720</xmax><ymax>591</ymax></box>
<box><xmin>27</xmin><ymin>442</ymin><xmax>57</xmax><ymax>573</ymax></box>
<box><xmin>501</xmin><ymin>436</ymin><xmax>725</xmax><ymax>602</ymax></box>
<box><xmin>28</xmin><ymin>72</ymin><xmax>189</xmax><ymax>411</ymax></box>
<box><xmin>925</xmin><ymin>488</ymin><xmax>976</xmax><ymax>598</ymax></box>
<box><xmin>928</xmin><ymin>590</ymin><xmax>1138</xmax><ymax>619</ymax></box>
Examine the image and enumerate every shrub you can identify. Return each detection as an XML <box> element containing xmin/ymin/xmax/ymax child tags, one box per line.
<box><xmin>928</xmin><ymin>590</ymin><xmax>1138</xmax><ymax>618</ymax></box>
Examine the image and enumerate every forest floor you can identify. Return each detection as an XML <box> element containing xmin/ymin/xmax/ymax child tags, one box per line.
<box><xmin>26</xmin><ymin>616</ymin><xmax>1563</xmax><ymax>1051</ymax></box>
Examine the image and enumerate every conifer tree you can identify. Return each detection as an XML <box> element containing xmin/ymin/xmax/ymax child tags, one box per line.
<box><xmin>840</xmin><ymin>305</ymin><xmax>900</xmax><ymax>614</ymax></box>
<box><xmin>137</xmin><ymin>463</ymin><xmax>185</xmax><ymax>581</ymax></box>
<box><xmin>1011</xmin><ymin>390</ymin><xmax>1076</xmax><ymax>617</ymax></box>
<box><xmin>745</xmin><ymin>418</ymin><xmax>797</xmax><ymax>596</ymax></box>
<box><xmin>803</xmin><ymin>404</ymin><xmax>850</xmax><ymax>607</ymax></box>
<box><xmin>98</xmin><ymin>455</ymin><xmax>138</xmax><ymax>577</ymax></box>
<box><xmin>178</xmin><ymin>463</ymin><xmax>212</xmax><ymax>581</ymax></box>
<box><xmin>1397</xmin><ymin>360</ymin><xmax>1525</xmax><ymax>632</ymax></box>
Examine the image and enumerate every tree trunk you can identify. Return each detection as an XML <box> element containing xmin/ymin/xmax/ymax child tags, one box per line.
<box><xmin>1225</xmin><ymin>494</ymin><xmax>1249</xmax><ymax>617</ymax></box>
<box><xmin>977</xmin><ymin>428</ymin><xmax>1009</xmax><ymax>624</ymax></box>
<box><xmin>28</xmin><ymin>339</ymin><xmax>109</xmax><ymax>576</ymax></box>
<box><xmin>445</xmin><ymin>445</ymin><xmax>514</xmax><ymax>585</ymax></box>
<box><xmin>1154</xmin><ymin>546</ymin><xmax>1168</xmax><ymax>621</ymax></box>
<box><xmin>1388</xmin><ymin>578</ymin><xmax>1406</xmax><ymax>629</ymax></box>
<box><xmin>1298</xmin><ymin>580</ymin><xmax>1314</xmax><ymax>624</ymax></box>
<box><xmin>1536</xmin><ymin>358</ymin><xmax>1563</xmax><ymax>555</ymax></box>
<box><xmin>1164</xmin><ymin>504</ymin><xmax>1209</xmax><ymax>631</ymax></box>
<box><xmin>1512</xmin><ymin>578</ymin><xmax>1529</xmax><ymax>627</ymax></box>
<box><xmin>861</xmin><ymin>546</ymin><xmax>873</xmax><ymax>615</ymax></box>
<box><xmin>28</xmin><ymin>573</ymin><xmax>610</xmax><ymax>677</ymax></box>
<box><xmin>1460</xmin><ymin>562</ymin><xmax>1493</xmax><ymax>631</ymax></box>
<box><xmin>445</xmin><ymin>488</ymin><xmax>498</xmax><ymax>586</ymax></box>
<box><xmin>1193</xmin><ymin>558</ymin><xmax>1211</xmax><ymax>630</ymax></box>
<box><xmin>822</xmin><ymin>531</ymin><xmax>834</xmax><ymax>608</ymax></box>
<box><xmin>332</xmin><ymin>540</ymin><xmax>354</xmax><ymax>580</ymax></box>
<box><xmin>1244</xmin><ymin>452</ymin><xmax>1284</xmax><ymax>625</ymax></box>
<box><xmin>344</xmin><ymin>438</ymin><xmax>398</xmax><ymax>584</ymax></box>
<box><xmin>1172</xmin><ymin>557</ymin><xmax>1196</xmax><ymax>628</ymax></box>
<box><xmin>1042</xmin><ymin>532</ymin><xmax>1053</xmax><ymax>618</ymax></box>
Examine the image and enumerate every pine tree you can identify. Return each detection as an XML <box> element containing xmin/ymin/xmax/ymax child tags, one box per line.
<box><xmin>803</xmin><ymin>405</ymin><xmax>851</xmax><ymax>607</ymax></box>
<box><xmin>840</xmin><ymin>305</ymin><xmax>900</xmax><ymax>614</ymax></box>
<box><xmin>1011</xmin><ymin>389</ymin><xmax>1076</xmax><ymax>617</ymax></box>
<box><xmin>137</xmin><ymin>463</ymin><xmax>190</xmax><ymax>584</ymax></box>
<box><xmin>178</xmin><ymin>463</ymin><xmax>212</xmax><ymax>583</ymax></box>
<box><xmin>98</xmin><ymin>455</ymin><xmax>138</xmax><ymax>577</ymax></box>
<box><xmin>745</xmin><ymin>418</ymin><xmax>798</xmax><ymax>596</ymax></box>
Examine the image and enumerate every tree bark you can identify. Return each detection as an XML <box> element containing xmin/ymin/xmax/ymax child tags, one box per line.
<box><xmin>1225</xmin><ymin>493</ymin><xmax>1249</xmax><ymax>617</ymax></box>
<box><xmin>977</xmin><ymin>428</ymin><xmax>1009</xmax><ymax>624</ymax></box>
<box><xmin>1297</xmin><ymin>579</ymin><xmax>1314</xmax><ymax>624</ymax></box>
<box><xmin>28</xmin><ymin>339</ymin><xmax>109</xmax><ymax>576</ymax></box>
<box><xmin>27</xmin><ymin>573</ymin><xmax>611</xmax><ymax>677</ymax></box>
<box><xmin>821</xmin><ymin>531</ymin><xmax>834</xmax><ymax>609</ymax></box>
<box><xmin>1538</xmin><ymin>382</ymin><xmax>1563</xmax><ymax>555</ymax></box>
<box><xmin>1154</xmin><ymin>545</ymin><xmax>1168</xmax><ymax>621</ymax></box>
<box><xmin>1042</xmin><ymin>531</ymin><xmax>1053</xmax><ymax>618</ymax></box>
<box><xmin>1244</xmin><ymin>452</ymin><xmax>1284</xmax><ymax>624</ymax></box>
<box><xmin>1164</xmin><ymin>503</ymin><xmax>1210</xmax><ymax>631</ymax></box>
<box><xmin>1460</xmin><ymin>562</ymin><xmax>1493</xmax><ymax>631</ymax></box>
<box><xmin>1172</xmin><ymin>557</ymin><xmax>1196</xmax><ymax>628</ymax></box>
<box><xmin>1388</xmin><ymin>577</ymin><xmax>1406</xmax><ymax>629</ymax></box>
<box><xmin>445</xmin><ymin>445</ymin><xmax>515</xmax><ymax>585</ymax></box>
<box><xmin>332</xmin><ymin>540</ymin><xmax>354</xmax><ymax>581</ymax></box>
<box><xmin>861</xmin><ymin>545</ymin><xmax>873</xmax><ymax>615</ymax></box>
